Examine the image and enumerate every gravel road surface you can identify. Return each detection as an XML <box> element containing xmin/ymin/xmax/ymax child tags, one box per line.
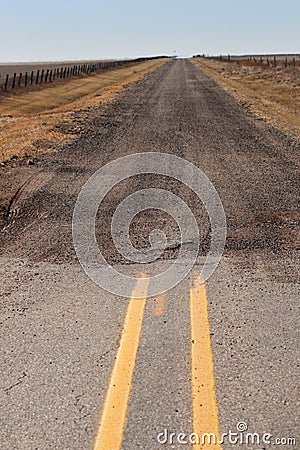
<box><xmin>0</xmin><ymin>59</ymin><xmax>299</xmax><ymax>449</ymax></box>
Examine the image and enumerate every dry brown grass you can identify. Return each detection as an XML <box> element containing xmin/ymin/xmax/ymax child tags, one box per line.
<box><xmin>192</xmin><ymin>58</ymin><xmax>300</xmax><ymax>140</ymax></box>
<box><xmin>0</xmin><ymin>59</ymin><xmax>166</xmax><ymax>163</ymax></box>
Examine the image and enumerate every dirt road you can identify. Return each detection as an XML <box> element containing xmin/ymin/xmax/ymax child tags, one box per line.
<box><xmin>0</xmin><ymin>59</ymin><xmax>299</xmax><ymax>449</ymax></box>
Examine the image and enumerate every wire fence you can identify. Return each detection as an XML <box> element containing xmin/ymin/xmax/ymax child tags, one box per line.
<box><xmin>193</xmin><ymin>54</ymin><xmax>300</xmax><ymax>69</ymax></box>
<box><xmin>0</xmin><ymin>56</ymin><xmax>167</xmax><ymax>93</ymax></box>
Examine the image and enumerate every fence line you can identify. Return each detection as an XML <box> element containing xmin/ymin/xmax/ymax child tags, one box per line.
<box><xmin>193</xmin><ymin>54</ymin><xmax>300</xmax><ymax>69</ymax></box>
<box><xmin>0</xmin><ymin>56</ymin><xmax>167</xmax><ymax>92</ymax></box>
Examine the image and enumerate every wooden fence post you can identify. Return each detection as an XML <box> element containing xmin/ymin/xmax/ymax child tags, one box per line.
<box><xmin>45</xmin><ymin>69</ymin><xmax>49</xmax><ymax>82</ymax></box>
<box><xmin>36</xmin><ymin>70</ymin><xmax>40</xmax><ymax>84</ymax></box>
<box><xmin>12</xmin><ymin>73</ymin><xmax>16</xmax><ymax>89</ymax></box>
<box><xmin>25</xmin><ymin>72</ymin><xmax>28</xmax><ymax>87</ymax></box>
<box><xmin>4</xmin><ymin>74</ymin><xmax>9</xmax><ymax>91</ymax></box>
<box><xmin>30</xmin><ymin>71</ymin><xmax>34</xmax><ymax>85</ymax></box>
<box><xmin>41</xmin><ymin>69</ymin><xmax>44</xmax><ymax>83</ymax></box>
<box><xmin>273</xmin><ymin>56</ymin><xmax>276</xmax><ymax>67</ymax></box>
<box><xmin>49</xmin><ymin>70</ymin><xmax>53</xmax><ymax>82</ymax></box>
<box><xmin>18</xmin><ymin>72</ymin><xmax>22</xmax><ymax>87</ymax></box>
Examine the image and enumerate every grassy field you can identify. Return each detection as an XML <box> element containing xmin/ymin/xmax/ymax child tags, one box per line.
<box><xmin>192</xmin><ymin>57</ymin><xmax>300</xmax><ymax>140</ymax></box>
<box><xmin>0</xmin><ymin>59</ymin><xmax>166</xmax><ymax>163</ymax></box>
<box><xmin>217</xmin><ymin>54</ymin><xmax>300</xmax><ymax>66</ymax></box>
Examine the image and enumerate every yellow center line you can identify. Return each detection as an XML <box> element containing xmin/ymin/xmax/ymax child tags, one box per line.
<box><xmin>190</xmin><ymin>276</ymin><xmax>222</xmax><ymax>449</ymax></box>
<box><xmin>93</xmin><ymin>275</ymin><xmax>149</xmax><ymax>450</ymax></box>
<box><xmin>153</xmin><ymin>293</ymin><xmax>168</xmax><ymax>317</ymax></box>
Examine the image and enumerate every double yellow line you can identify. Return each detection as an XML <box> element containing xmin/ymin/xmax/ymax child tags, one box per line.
<box><xmin>93</xmin><ymin>275</ymin><xmax>221</xmax><ymax>450</ymax></box>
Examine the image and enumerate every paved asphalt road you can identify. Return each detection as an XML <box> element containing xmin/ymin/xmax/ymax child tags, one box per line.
<box><xmin>0</xmin><ymin>59</ymin><xmax>299</xmax><ymax>449</ymax></box>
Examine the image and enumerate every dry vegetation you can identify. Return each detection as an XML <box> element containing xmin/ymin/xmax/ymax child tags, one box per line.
<box><xmin>192</xmin><ymin>58</ymin><xmax>300</xmax><ymax>140</ymax></box>
<box><xmin>0</xmin><ymin>59</ymin><xmax>166</xmax><ymax>163</ymax></box>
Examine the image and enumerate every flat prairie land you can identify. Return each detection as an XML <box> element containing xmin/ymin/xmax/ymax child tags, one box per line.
<box><xmin>192</xmin><ymin>57</ymin><xmax>300</xmax><ymax>140</ymax></box>
<box><xmin>0</xmin><ymin>59</ymin><xmax>166</xmax><ymax>163</ymax></box>
<box><xmin>0</xmin><ymin>59</ymin><xmax>114</xmax><ymax>77</ymax></box>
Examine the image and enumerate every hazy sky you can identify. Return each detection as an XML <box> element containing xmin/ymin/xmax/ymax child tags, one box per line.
<box><xmin>1</xmin><ymin>0</ymin><xmax>299</xmax><ymax>62</ymax></box>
